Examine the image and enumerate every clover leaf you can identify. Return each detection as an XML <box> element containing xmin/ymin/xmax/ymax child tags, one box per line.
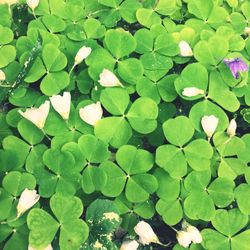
<box><xmin>100</xmin><ymin>88</ymin><xmax>130</xmax><ymax>115</ymax></box>
<box><xmin>17</xmin><ymin>119</ymin><xmax>44</xmax><ymax>145</ymax></box>
<box><xmin>0</xmin><ymin>171</ymin><xmax>36</xmax><ymax>221</ymax></box>
<box><xmin>202</xmin><ymin>209</ymin><xmax>250</xmax><ymax>250</ymax></box>
<box><xmin>134</xmin><ymin>28</ymin><xmax>175</xmax><ymax>80</ymax></box>
<box><xmin>26</xmin><ymin>144</ymin><xmax>47</xmax><ymax>174</ymax></box>
<box><xmin>96</xmin><ymin>93</ymin><xmax>158</xmax><ymax>147</ymax></box>
<box><xmin>78</xmin><ymin>134</ymin><xmax>110</xmax><ymax>194</ymax></box>
<box><xmin>234</xmin><ymin>184</ymin><xmax>250</xmax><ymax>215</ymax></box>
<box><xmin>156</xmin><ymin>116</ymin><xmax>213</xmax><ymax>177</ymax></box>
<box><xmin>101</xmin><ymin>145</ymin><xmax>157</xmax><ymax>202</ymax></box>
<box><xmin>0</xmin><ymin>25</ymin><xmax>16</xmax><ymax>68</ymax></box>
<box><xmin>163</xmin><ymin>116</ymin><xmax>194</xmax><ymax>146</ymax></box>
<box><xmin>0</xmin><ymin>222</ymin><xmax>29</xmax><ymax>250</ymax></box>
<box><xmin>27</xmin><ymin>194</ymin><xmax>89</xmax><ymax>250</ymax></box>
<box><xmin>175</xmin><ymin>63</ymin><xmax>208</xmax><ymax>100</ymax></box>
<box><xmin>127</xmin><ymin>97</ymin><xmax>158</xmax><ymax>134</ymax></box>
<box><xmin>104</xmin><ymin>29</ymin><xmax>136</xmax><ymax>59</ymax></box>
<box><xmin>39</xmin><ymin>149</ymin><xmax>80</xmax><ymax>197</ymax></box>
<box><xmin>238</xmin><ymin>134</ymin><xmax>250</xmax><ymax>164</ymax></box>
<box><xmin>188</xmin><ymin>0</ymin><xmax>228</xmax><ymax>28</ymax></box>
<box><xmin>194</xmin><ymin>35</ymin><xmax>229</xmax><ymax>66</ymax></box>
<box><xmin>97</xmin><ymin>0</ymin><xmax>142</xmax><ymax>27</ymax></box>
<box><xmin>154</xmin><ymin>169</ymin><xmax>182</xmax><ymax>225</ymax></box>
<box><xmin>95</xmin><ymin>117</ymin><xmax>133</xmax><ymax>148</ymax></box>
<box><xmin>83</xmin><ymin>199</ymin><xmax>120</xmax><ymax>249</ymax></box>
<box><xmin>2</xmin><ymin>171</ymin><xmax>36</xmax><ymax>197</ymax></box>
<box><xmin>208</xmin><ymin>71</ymin><xmax>240</xmax><ymax>112</ymax></box>
<box><xmin>137</xmin><ymin>74</ymin><xmax>177</xmax><ymax>103</ymax></box>
<box><xmin>2</xmin><ymin>136</ymin><xmax>30</xmax><ymax>170</ymax></box>
<box><xmin>136</xmin><ymin>8</ymin><xmax>162</xmax><ymax>28</ymax></box>
<box><xmin>24</xmin><ymin>43</ymin><xmax>69</xmax><ymax>96</ymax></box>
<box><xmin>189</xmin><ymin>100</ymin><xmax>229</xmax><ymax>133</ymax></box>
<box><xmin>114</xmin><ymin>193</ymin><xmax>155</xmax><ymax>219</ymax></box>
<box><xmin>118</xmin><ymin>58</ymin><xmax>144</xmax><ymax>85</ymax></box>
<box><xmin>184</xmin><ymin>171</ymin><xmax>235</xmax><ymax>221</ymax></box>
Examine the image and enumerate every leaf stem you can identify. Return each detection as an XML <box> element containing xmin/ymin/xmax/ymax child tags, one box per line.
<box><xmin>32</xmin><ymin>9</ymin><xmax>37</xmax><ymax>19</ymax></box>
<box><xmin>69</xmin><ymin>64</ymin><xmax>76</xmax><ymax>75</ymax></box>
<box><xmin>169</xmin><ymin>225</ymin><xmax>178</xmax><ymax>232</ymax></box>
<box><xmin>42</xmin><ymin>129</ymin><xmax>51</xmax><ymax>141</ymax></box>
<box><xmin>0</xmin><ymin>84</ymin><xmax>11</xmax><ymax>88</ymax></box>
<box><xmin>0</xmin><ymin>216</ymin><xmax>18</xmax><ymax>225</ymax></box>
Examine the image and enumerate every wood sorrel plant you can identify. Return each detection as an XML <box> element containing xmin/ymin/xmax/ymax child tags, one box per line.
<box><xmin>0</xmin><ymin>0</ymin><xmax>250</xmax><ymax>249</ymax></box>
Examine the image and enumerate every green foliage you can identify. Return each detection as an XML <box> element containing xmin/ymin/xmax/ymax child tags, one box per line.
<box><xmin>0</xmin><ymin>0</ymin><xmax>250</xmax><ymax>249</ymax></box>
<box><xmin>28</xmin><ymin>194</ymin><xmax>88</xmax><ymax>250</ymax></box>
<box><xmin>83</xmin><ymin>199</ymin><xmax>121</xmax><ymax>249</ymax></box>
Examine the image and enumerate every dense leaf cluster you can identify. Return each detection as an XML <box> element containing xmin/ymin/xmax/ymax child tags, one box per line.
<box><xmin>0</xmin><ymin>0</ymin><xmax>250</xmax><ymax>250</ymax></box>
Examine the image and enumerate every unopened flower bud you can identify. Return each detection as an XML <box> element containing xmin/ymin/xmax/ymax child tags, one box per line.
<box><xmin>186</xmin><ymin>225</ymin><xmax>202</xmax><ymax>244</ymax></box>
<box><xmin>27</xmin><ymin>0</ymin><xmax>40</xmax><ymax>9</ymax></box>
<box><xmin>201</xmin><ymin>115</ymin><xmax>219</xmax><ymax>138</ymax></box>
<box><xmin>0</xmin><ymin>69</ymin><xmax>6</xmax><ymax>81</ymax></box>
<box><xmin>182</xmin><ymin>87</ymin><xmax>204</xmax><ymax>97</ymax></box>
<box><xmin>74</xmin><ymin>46</ymin><xmax>92</xmax><ymax>65</ymax></box>
<box><xmin>227</xmin><ymin>119</ymin><xmax>237</xmax><ymax>137</ymax></box>
<box><xmin>177</xmin><ymin>231</ymin><xmax>192</xmax><ymax>248</ymax></box>
<box><xmin>179</xmin><ymin>41</ymin><xmax>193</xmax><ymax>57</ymax></box>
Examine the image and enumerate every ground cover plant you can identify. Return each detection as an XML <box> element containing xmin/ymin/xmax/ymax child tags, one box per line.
<box><xmin>0</xmin><ymin>0</ymin><xmax>250</xmax><ymax>249</ymax></box>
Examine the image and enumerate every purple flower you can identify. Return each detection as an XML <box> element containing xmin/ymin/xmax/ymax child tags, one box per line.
<box><xmin>224</xmin><ymin>58</ymin><xmax>249</xmax><ymax>79</ymax></box>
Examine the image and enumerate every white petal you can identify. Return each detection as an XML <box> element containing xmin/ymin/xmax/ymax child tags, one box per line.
<box><xmin>227</xmin><ymin>119</ymin><xmax>237</xmax><ymax>137</ymax></box>
<box><xmin>28</xmin><ymin>244</ymin><xmax>53</xmax><ymax>250</ymax></box>
<box><xmin>0</xmin><ymin>69</ymin><xmax>6</xmax><ymax>81</ymax></box>
<box><xmin>186</xmin><ymin>225</ymin><xmax>202</xmax><ymax>244</ymax></box>
<box><xmin>75</xmin><ymin>46</ymin><xmax>92</xmax><ymax>65</ymax></box>
<box><xmin>182</xmin><ymin>87</ymin><xmax>204</xmax><ymax>97</ymax></box>
<box><xmin>27</xmin><ymin>0</ymin><xmax>40</xmax><ymax>9</ymax></box>
<box><xmin>50</xmin><ymin>92</ymin><xmax>71</xmax><ymax>120</ymax></box>
<box><xmin>201</xmin><ymin>115</ymin><xmax>219</xmax><ymax>138</ymax></box>
<box><xmin>0</xmin><ymin>0</ymin><xmax>18</xmax><ymax>4</ymax></box>
<box><xmin>98</xmin><ymin>69</ymin><xmax>123</xmax><ymax>87</ymax></box>
<box><xmin>17</xmin><ymin>189</ymin><xmax>40</xmax><ymax>217</ymax></box>
<box><xmin>79</xmin><ymin>102</ymin><xmax>103</xmax><ymax>126</ymax></box>
<box><xmin>18</xmin><ymin>100</ymin><xmax>50</xmax><ymax>129</ymax></box>
<box><xmin>120</xmin><ymin>240</ymin><xmax>139</xmax><ymax>250</ymax></box>
<box><xmin>134</xmin><ymin>221</ymin><xmax>159</xmax><ymax>245</ymax></box>
<box><xmin>179</xmin><ymin>41</ymin><xmax>193</xmax><ymax>57</ymax></box>
<box><xmin>177</xmin><ymin>231</ymin><xmax>192</xmax><ymax>248</ymax></box>
<box><xmin>245</xmin><ymin>27</ymin><xmax>250</xmax><ymax>34</ymax></box>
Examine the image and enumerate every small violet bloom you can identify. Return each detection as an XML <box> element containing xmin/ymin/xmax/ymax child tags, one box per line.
<box><xmin>224</xmin><ymin>58</ymin><xmax>249</xmax><ymax>79</ymax></box>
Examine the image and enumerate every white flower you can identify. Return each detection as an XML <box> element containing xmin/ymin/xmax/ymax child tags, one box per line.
<box><xmin>26</xmin><ymin>0</ymin><xmax>40</xmax><ymax>9</ymax></box>
<box><xmin>50</xmin><ymin>92</ymin><xmax>71</xmax><ymax>120</ymax></box>
<box><xmin>18</xmin><ymin>100</ymin><xmax>50</xmax><ymax>129</ymax></box>
<box><xmin>227</xmin><ymin>119</ymin><xmax>237</xmax><ymax>137</ymax></box>
<box><xmin>79</xmin><ymin>102</ymin><xmax>103</xmax><ymax>126</ymax></box>
<box><xmin>201</xmin><ymin>115</ymin><xmax>219</xmax><ymax>138</ymax></box>
<box><xmin>182</xmin><ymin>87</ymin><xmax>204</xmax><ymax>97</ymax></box>
<box><xmin>179</xmin><ymin>41</ymin><xmax>193</xmax><ymax>57</ymax></box>
<box><xmin>0</xmin><ymin>0</ymin><xmax>18</xmax><ymax>5</ymax></box>
<box><xmin>177</xmin><ymin>231</ymin><xmax>192</xmax><ymax>248</ymax></box>
<box><xmin>17</xmin><ymin>189</ymin><xmax>40</xmax><ymax>217</ymax></box>
<box><xmin>28</xmin><ymin>244</ymin><xmax>53</xmax><ymax>250</ymax></box>
<box><xmin>120</xmin><ymin>240</ymin><xmax>139</xmax><ymax>250</ymax></box>
<box><xmin>134</xmin><ymin>221</ymin><xmax>160</xmax><ymax>245</ymax></box>
<box><xmin>0</xmin><ymin>69</ymin><xmax>6</xmax><ymax>81</ymax></box>
<box><xmin>98</xmin><ymin>69</ymin><xmax>123</xmax><ymax>87</ymax></box>
<box><xmin>75</xmin><ymin>46</ymin><xmax>92</xmax><ymax>65</ymax></box>
<box><xmin>244</xmin><ymin>27</ymin><xmax>250</xmax><ymax>35</ymax></box>
<box><xmin>186</xmin><ymin>225</ymin><xmax>202</xmax><ymax>244</ymax></box>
